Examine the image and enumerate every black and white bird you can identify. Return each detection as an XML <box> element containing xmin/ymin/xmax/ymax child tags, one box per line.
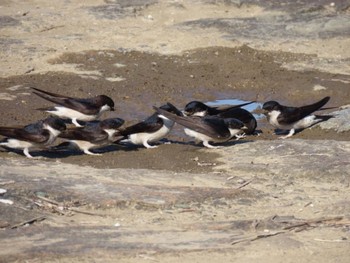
<box><xmin>183</xmin><ymin>100</ymin><xmax>257</xmax><ymax>135</ymax></box>
<box><xmin>0</xmin><ymin>117</ymin><xmax>66</xmax><ymax>158</ymax></box>
<box><xmin>57</xmin><ymin>118</ymin><xmax>124</xmax><ymax>155</ymax></box>
<box><xmin>184</xmin><ymin>100</ymin><xmax>254</xmax><ymax>117</ymax></box>
<box><xmin>32</xmin><ymin>87</ymin><xmax>115</xmax><ymax>127</ymax></box>
<box><xmin>262</xmin><ymin>96</ymin><xmax>331</xmax><ymax>139</ymax></box>
<box><xmin>154</xmin><ymin>103</ymin><xmax>246</xmax><ymax>148</ymax></box>
<box><xmin>116</xmin><ymin>104</ymin><xmax>183</xmax><ymax>149</ymax></box>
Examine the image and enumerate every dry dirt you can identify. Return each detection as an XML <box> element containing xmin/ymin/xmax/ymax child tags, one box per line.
<box><xmin>0</xmin><ymin>0</ymin><xmax>350</xmax><ymax>262</ymax></box>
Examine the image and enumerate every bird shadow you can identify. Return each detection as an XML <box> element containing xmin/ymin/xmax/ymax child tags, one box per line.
<box><xmin>41</xmin><ymin>143</ymin><xmax>141</xmax><ymax>158</ymax></box>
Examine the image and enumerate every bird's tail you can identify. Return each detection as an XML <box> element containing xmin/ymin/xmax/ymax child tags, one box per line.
<box><xmin>304</xmin><ymin>96</ymin><xmax>330</xmax><ymax>112</ymax></box>
<box><xmin>31</xmin><ymin>87</ymin><xmax>67</xmax><ymax>98</ymax></box>
<box><xmin>315</xmin><ymin>114</ymin><xmax>334</xmax><ymax>122</ymax></box>
<box><xmin>311</xmin><ymin>114</ymin><xmax>334</xmax><ymax>128</ymax></box>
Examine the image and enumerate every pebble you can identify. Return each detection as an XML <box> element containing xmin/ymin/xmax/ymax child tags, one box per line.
<box><xmin>237</xmin><ymin>179</ymin><xmax>246</xmax><ymax>184</ymax></box>
<box><xmin>114</xmin><ymin>63</ymin><xmax>126</xmax><ymax>68</ymax></box>
<box><xmin>105</xmin><ymin>77</ymin><xmax>126</xmax><ymax>82</ymax></box>
<box><xmin>313</xmin><ymin>84</ymin><xmax>327</xmax><ymax>91</ymax></box>
<box><xmin>0</xmin><ymin>189</ymin><xmax>7</xmax><ymax>195</ymax></box>
<box><xmin>0</xmin><ymin>199</ymin><xmax>13</xmax><ymax>205</ymax></box>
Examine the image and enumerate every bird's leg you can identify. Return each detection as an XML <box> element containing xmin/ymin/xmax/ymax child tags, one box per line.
<box><xmin>72</xmin><ymin>118</ymin><xmax>83</xmax><ymax>127</ymax></box>
<box><xmin>235</xmin><ymin>133</ymin><xmax>246</xmax><ymax>140</ymax></box>
<box><xmin>279</xmin><ymin>129</ymin><xmax>295</xmax><ymax>139</ymax></box>
<box><xmin>84</xmin><ymin>149</ymin><xmax>102</xmax><ymax>156</ymax></box>
<box><xmin>23</xmin><ymin>148</ymin><xmax>34</xmax><ymax>158</ymax></box>
<box><xmin>203</xmin><ymin>141</ymin><xmax>222</xmax><ymax>149</ymax></box>
<box><xmin>143</xmin><ymin>141</ymin><xmax>158</xmax><ymax>149</ymax></box>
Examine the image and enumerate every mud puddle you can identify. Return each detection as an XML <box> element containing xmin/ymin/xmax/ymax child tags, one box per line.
<box><xmin>0</xmin><ymin>46</ymin><xmax>349</xmax><ymax>171</ymax></box>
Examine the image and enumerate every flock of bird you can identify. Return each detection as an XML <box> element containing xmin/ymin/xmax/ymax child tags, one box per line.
<box><xmin>0</xmin><ymin>87</ymin><xmax>332</xmax><ymax>158</ymax></box>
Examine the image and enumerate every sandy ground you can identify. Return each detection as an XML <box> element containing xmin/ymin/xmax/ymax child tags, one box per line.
<box><xmin>0</xmin><ymin>0</ymin><xmax>350</xmax><ymax>262</ymax></box>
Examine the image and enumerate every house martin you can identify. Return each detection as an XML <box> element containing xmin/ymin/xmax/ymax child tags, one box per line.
<box><xmin>32</xmin><ymin>87</ymin><xmax>115</xmax><ymax>127</ymax></box>
<box><xmin>0</xmin><ymin>117</ymin><xmax>66</xmax><ymax>158</ymax></box>
<box><xmin>154</xmin><ymin>103</ymin><xmax>246</xmax><ymax>148</ymax></box>
<box><xmin>57</xmin><ymin>118</ymin><xmax>124</xmax><ymax>155</ymax></box>
<box><xmin>116</xmin><ymin>103</ymin><xmax>182</xmax><ymax>149</ymax></box>
<box><xmin>184</xmin><ymin>100</ymin><xmax>257</xmax><ymax>134</ymax></box>
<box><xmin>262</xmin><ymin>96</ymin><xmax>331</xmax><ymax>139</ymax></box>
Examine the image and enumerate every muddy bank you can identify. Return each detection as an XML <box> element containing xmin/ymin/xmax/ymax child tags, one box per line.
<box><xmin>1</xmin><ymin>0</ymin><xmax>350</xmax><ymax>262</ymax></box>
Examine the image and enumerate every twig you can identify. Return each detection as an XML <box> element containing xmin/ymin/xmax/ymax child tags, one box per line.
<box><xmin>68</xmin><ymin>208</ymin><xmax>107</xmax><ymax>217</ymax></box>
<box><xmin>304</xmin><ymin>202</ymin><xmax>313</xmax><ymax>207</ymax></box>
<box><xmin>39</xmin><ymin>25</ymin><xmax>64</xmax><ymax>32</ymax></box>
<box><xmin>36</xmin><ymin>195</ymin><xmax>59</xmax><ymax>206</ymax></box>
<box><xmin>235</xmin><ymin>178</ymin><xmax>254</xmax><ymax>189</ymax></box>
<box><xmin>35</xmin><ymin>196</ymin><xmax>105</xmax><ymax>217</ymax></box>
<box><xmin>232</xmin><ymin>231</ymin><xmax>287</xmax><ymax>245</ymax></box>
<box><xmin>11</xmin><ymin>216</ymin><xmax>46</xmax><ymax>229</ymax></box>
<box><xmin>283</xmin><ymin>216</ymin><xmax>344</xmax><ymax>230</ymax></box>
<box><xmin>178</xmin><ymin>209</ymin><xmax>196</xmax><ymax>213</ymax></box>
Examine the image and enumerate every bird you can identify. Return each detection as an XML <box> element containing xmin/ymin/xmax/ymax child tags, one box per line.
<box><xmin>115</xmin><ymin>103</ymin><xmax>183</xmax><ymax>149</ymax></box>
<box><xmin>56</xmin><ymin>118</ymin><xmax>125</xmax><ymax>155</ymax></box>
<box><xmin>0</xmin><ymin>117</ymin><xmax>66</xmax><ymax>158</ymax></box>
<box><xmin>154</xmin><ymin>103</ymin><xmax>246</xmax><ymax>148</ymax></box>
<box><xmin>184</xmin><ymin>100</ymin><xmax>255</xmax><ymax>117</ymax></box>
<box><xmin>183</xmin><ymin>100</ymin><xmax>257</xmax><ymax>135</ymax></box>
<box><xmin>31</xmin><ymin>87</ymin><xmax>115</xmax><ymax>127</ymax></box>
<box><xmin>262</xmin><ymin>96</ymin><xmax>331</xmax><ymax>139</ymax></box>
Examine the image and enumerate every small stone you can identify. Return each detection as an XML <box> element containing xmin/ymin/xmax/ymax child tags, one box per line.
<box><xmin>113</xmin><ymin>63</ymin><xmax>126</xmax><ymax>68</ymax></box>
<box><xmin>0</xmin><ymin>199</ymin><xmax>13</xmax><ymax>205</ymax></box>
<box><xmin>0</xmin><ymin>189</ymin><xmax>7</xmax><ymax>195</ymax></box>
<box><xmin>36</xmin><ymin>191</ymin><xmax>47</xmax><ymax>197</ymax></box>
<box><xmin>237</xmin><ymin>179</ymin><xmax>246</xmax><ymax>184</ymax></box>
<box><xmin>24</xmin><ymin>67</ymin><xmax>35</xmax><ymax>74</ymax></box>
<box><xmin>313</xmin><ymin>84</ymin><xmax>327</xmax><ymax>91</ymax></box>
<box><xmin>105</xmin><ymin>77</ymin><xmax>126</xmax><ymax>82</ymax></box>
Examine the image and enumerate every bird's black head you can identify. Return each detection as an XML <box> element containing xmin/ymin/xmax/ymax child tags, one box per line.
<box><xmin>99</xmin><ymin>118</ymin><xmax>125</xmax><ymax>129</ymax></box>
<box><xmin>262</xmin><ymin>101</ymin><xmax>281</xmax><ymax>112</ymax></box>
<box><xmin>98</xmin><ymin>95</ymin><xmax>115</xmax><ymax>111</ymax></box>
<box><xmin>159</xmin><ymin>102</ymin><xmax>183</xmax><ymax>116</ymax></box>
<box><xmin>44</xmin><ymin>117</ymin><xmax>67</xmax><ymax>131</ymax></box>
<box><xmin>183</xmin><ymin>101</ymin><xmax>209</xmax><ymax>116</ymax></box>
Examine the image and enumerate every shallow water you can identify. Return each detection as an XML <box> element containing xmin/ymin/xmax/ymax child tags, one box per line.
<box><xmin>206</xmin><ymin>98</ymin><xmax>264</xmax><ymax>119</ymax></box>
